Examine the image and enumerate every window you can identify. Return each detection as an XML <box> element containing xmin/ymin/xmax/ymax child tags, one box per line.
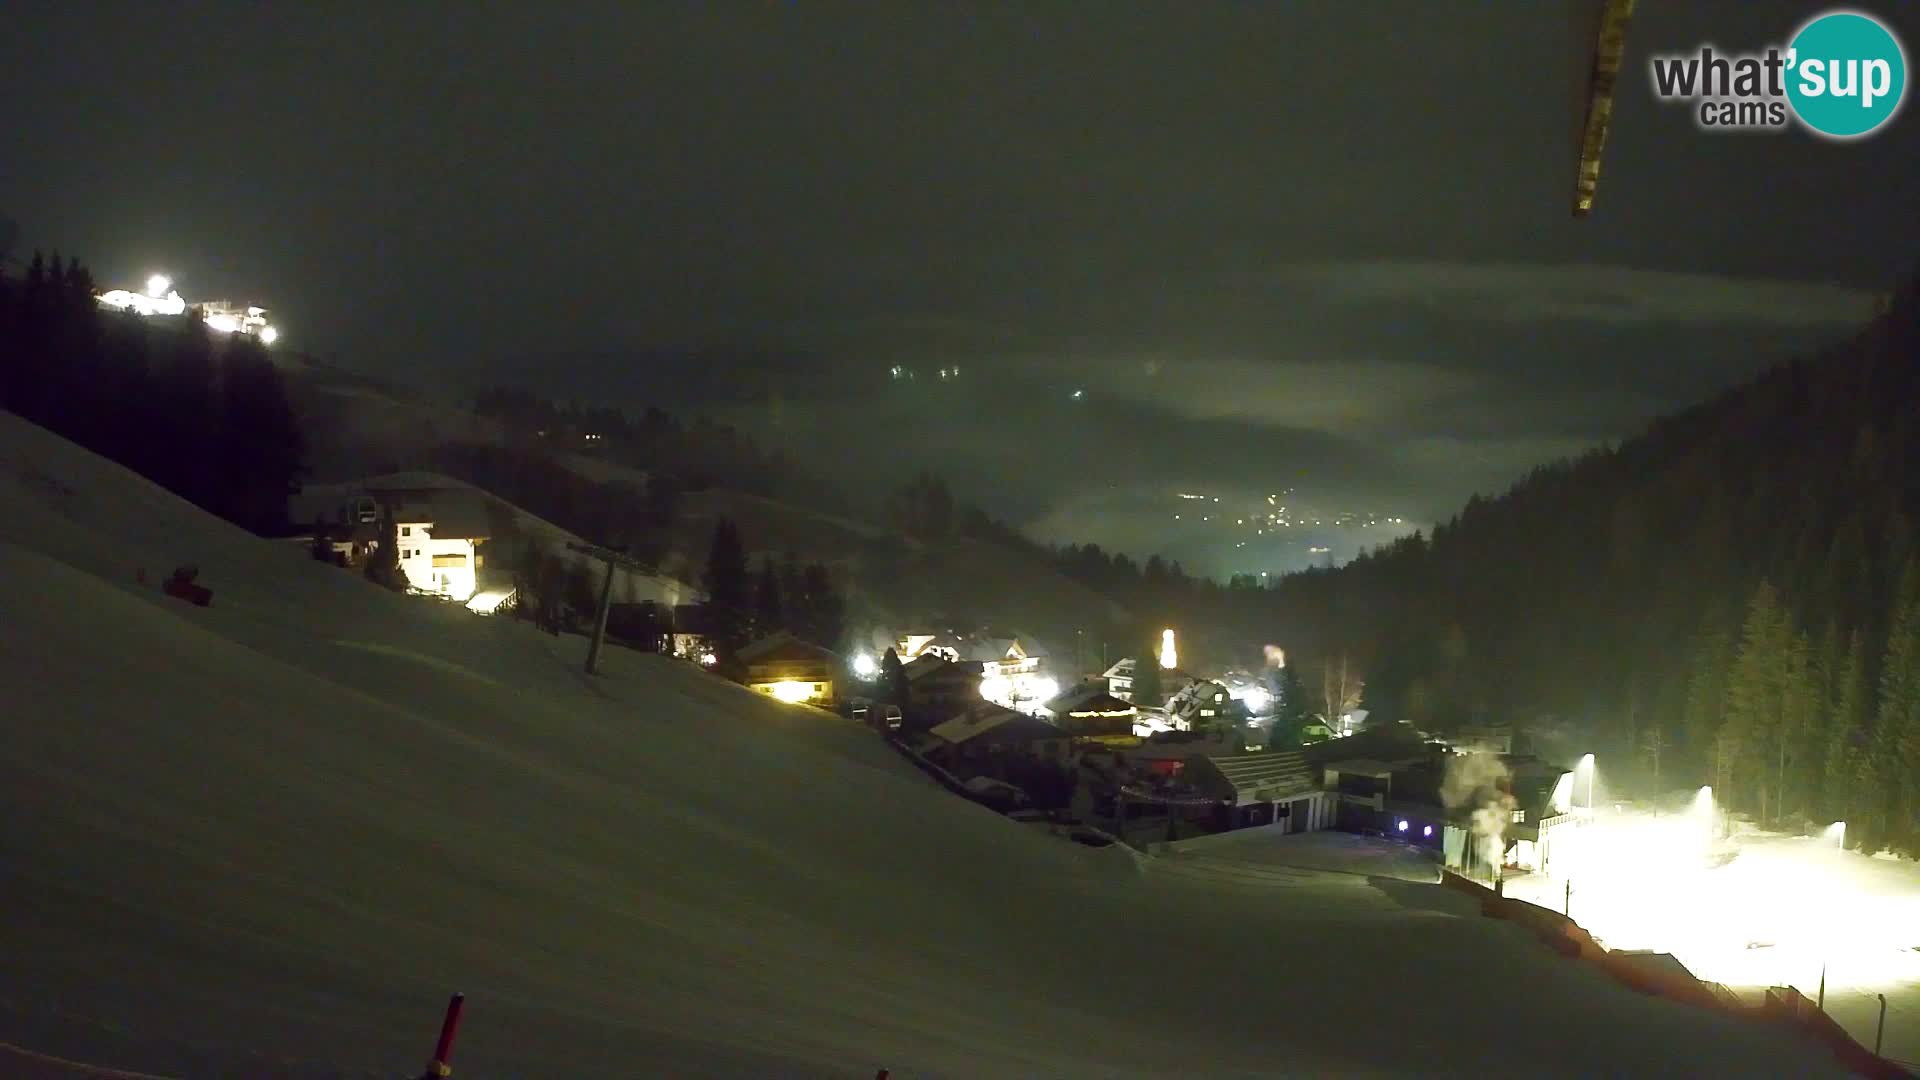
<box><xmin>400</xmin><ymin>526</ymin><xmax>411</xmax><ymax>537</ymax></box>
<box><xmin>1511</xmin><ymin>809</ymin><xmax>1527</xmax><ymax>824</ymax></box>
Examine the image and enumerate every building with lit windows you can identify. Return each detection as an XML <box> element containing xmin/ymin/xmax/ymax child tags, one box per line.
<box><xmin>1165</xmin><ymin>679</ymin><xmax>1242</xmax><ymax>731</ymax></box>
<box><xmin>292</xmin><ymin>486</ymin><xmax>489</xmax><ymax>603</ymax></box>
<box><xmin>1041</xmin><ymin>682</ymin><xmax>1139</xmax><ymax>746</ymax></box>
<box><xmin>740</xmin><ymin>633</ymin><xmax>840</xmax><ymax>706</ymax></box>
<box><xmin>95</xmin><ymin>274</ymin><xmax>280</xmax><ymax>343</ymax></box>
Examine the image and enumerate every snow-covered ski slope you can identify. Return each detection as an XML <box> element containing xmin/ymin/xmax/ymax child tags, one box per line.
<box><xmin>0</xmin><ymin>413</ymin><xmax>1845</xmax><ymax>1078</ymax></box>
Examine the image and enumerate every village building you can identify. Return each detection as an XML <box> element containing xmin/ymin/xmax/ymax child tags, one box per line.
<box><xmin>1501</xmin><ymin>755</ymin><xmax>1579</xmax><ymax>872</ymax></box>
<box><xmin>968</xmin><ymin>636</ymin><xmax>1058</xmax><ymax>714</ymax></box>
<box><xmin>1183</xmin><ymin>752</ymin><xmax>1334</xmax><ymax>833</ymax></box>
<box><xmin>666</xmin><ymin>604</ymin><xmax>721</xmax><ymax>664</ymax></box>
<box><xmin>292</xmin><ymin>486</ymin><xmax>491</xmax><ymax>603</ymax></box>
<box><xmin>391</xmin><ymin>514</ymin><xmax>485</xmax><ymax>602</ymax></box>
<box><xmin>1322</xmin><ymin>756</ymin><xmax>1444</xmax><ymax>840</ymax></box>
<box><xmin>609</xmin><ymin>602</ymin><xmax>722</xmax><ymax>664</ymax></box>
<box><xmin>1100</xmin><ymin>657</ymin><xmax>1205</xmax><ymax>709</ymax></box>
<box><xmin>739</xmin><ymin>633</ymin><xmax>840</xmax><ymax>706</ymax></box>
<box><xmin>895</xmin><ymin>632</ymin><xmax>965</xmax><ymax>663</ymax></box>
<box><xmin>1120</xmin><ymin>730</ymin><xmax>1244</xmax><ymax>778</ymax></box>
<box><xmin>1165</xmin><ymin>678</ymin><xmax>1243</xmax><ymax>731</ymax></box>
<box><xmin>901</xmin><ymin>655</ymin><xmax>985</xmax><ymax>728</ymax></box>
<box><xmin>1436</xmin><ymin>724</ymin><xmax>1517</xmax><ymax>756</ymax></box>
<box><xmin>1041</xmin><ymin>682</ymin><xmax>1140</xmax><ymax>746</ymax></box>
<box><xmin>920</xmin><ymin>702</ymin><xmax>1072</xmax><ymax>767</ymax></box>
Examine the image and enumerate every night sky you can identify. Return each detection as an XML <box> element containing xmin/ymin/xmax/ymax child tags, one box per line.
<box><xmin>5</xmin><ymin>2</ymin><xmax>1916</xmax><ymax>576</ymax></box>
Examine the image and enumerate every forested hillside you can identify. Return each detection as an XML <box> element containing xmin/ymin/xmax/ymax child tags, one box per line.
<box><xmin>0</xmin><ymin>253</ymin><xmax>304</xmax><ymax>535</ymax></box>
<box><xmin>1272</xmin><ymin>269</ymin><xmax>1919</xmax><ymax>849</ymax></box>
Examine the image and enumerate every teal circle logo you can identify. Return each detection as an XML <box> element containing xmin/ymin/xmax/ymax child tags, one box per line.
<box><xmin>1786</xmin><ymin>11</ymin><xmax>1907</xmax><ymax>139</ymax></box>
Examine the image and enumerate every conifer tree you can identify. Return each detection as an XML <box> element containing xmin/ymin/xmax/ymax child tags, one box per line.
<box><xmin>217</xmin><ymin>335</ymin><xmax>306</xmax><ymax>533</ymax></box>
<box><xmin>798</xmin><ymin>562</ymin><xmax>844</xmax><ymax>647</ymax></box>
<box><xmin>752</xmin><ymin>557</ymin><xmax>783</xmax><ymax>637</ymax></box>
<box><xmin>1871</xmin><ymin>564</ymin><xmax>1920</xmax><ymax>848</ymax></box>
<box><xmin>156</xmin><ymin>306</ymin><xmax>218</xmax><ymax>509</ymax></box>
<box><xmin>880</xmin><ymin>646</ymin><xmax>910</xmax><ymax>712</ymax></box>
<box><xmin>703</xmin><ymin>518</ymin><xmax>750</xmax><ymax>656</ymax></box>
<box><xmin>1825</xmin><ymin>629</ymin><xmax>1870</xmax><ymax>825</ymax></box>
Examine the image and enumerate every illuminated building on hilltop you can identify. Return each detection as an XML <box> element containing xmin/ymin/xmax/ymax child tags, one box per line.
<box><xmin>95</xmin><ymin>272</ymin><xmax>279</xmax><ymax>344</ymax></box>
<box><xmin>198</xmin><ymin>299</ymin><xmax>277</xmax><ymax>342</ymax></box>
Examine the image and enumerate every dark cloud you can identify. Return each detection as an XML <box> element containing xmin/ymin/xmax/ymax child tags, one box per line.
<box><xmin>3</xmin><ymin>1</ymin><xmax>1916</xmax><ymax>576</ymax></box>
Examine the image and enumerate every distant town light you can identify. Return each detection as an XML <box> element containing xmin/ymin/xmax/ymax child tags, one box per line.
<box><xmin>1397</xmin><ymin>819</ymin><xmax>1410</xmax><ymax>832</ymax></box>
<box><xmin>699</xmin><ymin>651</ymin><xmax>718</xmax><ymax>667</ymax></box>
<box><xmin>1070</xmin><ymin>389</ymin><xmax>1085</xmax><ymax>400</ymax></box>
<box><xmin>1423</xmin><ymin>825</ymin><xmax>1433</xmax><ymax>837</ymax></box>
<box><xmin>146</xmin><ymin>273</ymin><xmax>171</xmax><ymax>298</ymax></box>
<box><xmin>852</xmin><ymin>652</ymin><xmax>879</xmax><ymax>679</ymax></box>
<box><xmin>259</xmin><ymin>325</ymin><xmax>279</xmax><ymax>345</ymax></box>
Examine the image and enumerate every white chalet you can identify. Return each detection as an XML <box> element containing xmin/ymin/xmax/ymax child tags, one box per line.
<box><xmin>392</xmin><ymin>517</ymin><xmax>482</xmax><ymax>602</ymax></box>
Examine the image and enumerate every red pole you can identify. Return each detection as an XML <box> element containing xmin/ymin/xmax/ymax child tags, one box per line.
<box><xmin>422</xmin><ymin>993</ymin><xmax>465</xmax><ymax>1078</ymax></box>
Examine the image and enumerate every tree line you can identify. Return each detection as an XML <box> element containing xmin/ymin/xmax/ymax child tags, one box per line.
<box><xmin>0</xmin><ymin>251</ymin><xmax>305</xmax><ymax>534</ymax></box>
<box><xmin>1678</xmin><ymin>573</ymin><xmax>1920</xmax><ymax>853</ymax></box>
<box><xmin>1259</xmin><ymin>267</ymin><xmax>1920</xmax><ymax>847</ymax></box>
<box><xmin>472</xmin><ymin>386</ymin><xmax>846</xmax><ymax>513</ymax></box>
<box><xmin>701</xmin><ymin>515</ymin><xmax>846</xmax><ymax>662</ymax></box>
<box><xmin>431</xmin><ymin>440</ymin><xmax>680</xmax><ymax>565</ymax></box>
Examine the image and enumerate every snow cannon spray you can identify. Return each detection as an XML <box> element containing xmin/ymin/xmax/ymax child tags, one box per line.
<box><xmin>1441</xmin><ymin>752</ymin><xmax>1515</xmax><ymax>884</ymax></box>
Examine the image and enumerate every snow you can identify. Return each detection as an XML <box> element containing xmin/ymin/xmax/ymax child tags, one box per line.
<box><xmin>0</xmin><ymin>412</ymin><xmax>1852</xmax><ymax>1078</ymax></box>
<box><xmin>1500</xmin><ymin>807</ymin><xmax>1920</xmax><ymax>1066</ymax></box>
<box><xmin>1156</xmin><ymin>827</ymin><xmax>1445</xmax><ymax>885</ymax></box>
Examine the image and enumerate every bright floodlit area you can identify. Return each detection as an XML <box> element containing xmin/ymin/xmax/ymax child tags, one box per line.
<box><xmin>1501</xmin><ymin>783</ymin><xmax>1920</xmax><ymax>1064</ymax></box>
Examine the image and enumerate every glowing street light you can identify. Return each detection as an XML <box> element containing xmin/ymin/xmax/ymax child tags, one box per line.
<box><xmin>851</xmin><ymin>652</ymin><xmax>878</xmax><ymax>679</ymax></box>
<box><xmin>146</xmin><ymin>273</ymin><xmax>171</xmax><ymax>298</ymax></box>
<box><xmin>259</xmin><ymin>325</ymin><xmax>280</xmax><ymax>346</ymax></box>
